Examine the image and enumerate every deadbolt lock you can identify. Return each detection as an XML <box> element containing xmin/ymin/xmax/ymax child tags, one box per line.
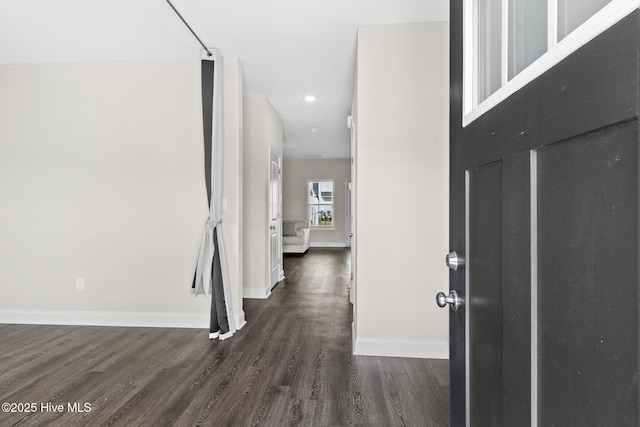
<box><xmin>446</xmin><ymin>251</ymin><xmax>464</xmax><ymax>270</ymax></box>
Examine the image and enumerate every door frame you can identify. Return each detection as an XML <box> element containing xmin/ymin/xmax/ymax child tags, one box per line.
<box><xmin>348</xmin><ymin>116</ymin><xmax>357</xmax><ymax>337</ymax></box>
<box><xmin>344</xmin><ymin>180</ymin><xmax>351</xmax><ymax>247</ymax></box>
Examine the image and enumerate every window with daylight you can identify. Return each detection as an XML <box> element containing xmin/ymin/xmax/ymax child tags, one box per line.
<box><xmin>465</xmin><ymin>0</ymin><xmax>632</xmax><ymax>126</ymax></box>
<box><xmin>308</xmin><ymin>180</ymin><xmax>334</xmax><ymax>229</ymax></box>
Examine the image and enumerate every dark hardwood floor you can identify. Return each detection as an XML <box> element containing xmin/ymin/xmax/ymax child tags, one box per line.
<box><xmin>0</xmin><ymin>248</ymin><xmax>449</xmax><ymax>426</ymax></box>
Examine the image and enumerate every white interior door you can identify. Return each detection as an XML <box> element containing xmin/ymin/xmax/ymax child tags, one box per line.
<box><xmin>269</xmin><ymin>148</ymin><xmax>282</xmax><ymax>289</ymax></box>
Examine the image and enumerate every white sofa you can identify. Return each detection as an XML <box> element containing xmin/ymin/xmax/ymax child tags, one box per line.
<box><xmin>282</xmin><ymin>219</ymin><xmax>310</xmax><ymax>254</ymax></box>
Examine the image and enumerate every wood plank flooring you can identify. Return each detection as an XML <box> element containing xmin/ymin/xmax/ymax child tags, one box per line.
<box><xmin>0</xmin><ymin>248</ymin><xmax>449</xmax><ymax>426</ymax></box>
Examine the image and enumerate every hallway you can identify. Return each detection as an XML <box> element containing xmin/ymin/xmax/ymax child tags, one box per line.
<box><xmin>0</xmin><ymin>248</ymin><xmax>449</xmax><ymax>426</ymax></box>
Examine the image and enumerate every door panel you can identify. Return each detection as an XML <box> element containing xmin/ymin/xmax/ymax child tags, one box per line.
<box><xmin>501</xmin><ymin>152</ymin><xmax>532</xmax><ymax>426</ymax></box>
<box><xmin>537</xmin><ymin>122</ymin><xmax>639</xmax><ymax>425</ymax></box>
<box><xmin>467</xmin><ymin>153</ymin><xmax>532</xmax><ymax>426</ymax></box>
<box><xmin>468</xmin><ymin>161</ymin><xmax>504</xmax><ymax>426</ymax></box>
<box><xmin>458</xmin><ymin>121</ymin><xmax>640</xmax><ymax>426</ymax></box>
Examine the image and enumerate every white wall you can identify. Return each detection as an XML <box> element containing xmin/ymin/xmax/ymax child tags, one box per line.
<box><xmin>243</xmin><ymin>95</ymin><xmax>283</xmax><ymax>299</ymax></box>
<box><xmin>353</xmin><ymin>22</ymin><xmax>450</xmax><ymax>359</ymax></box>
<box><xmin>282</xmin><ymin>159</ymin><xmax>351</xmax><ymax>247</ymax></box>
<box><xmin>0</xmin><ymin>60</ymin><xmax>211</xmax><ymax>325</ymax></box>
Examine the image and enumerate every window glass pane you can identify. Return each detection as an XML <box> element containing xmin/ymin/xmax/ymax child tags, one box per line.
<box><xmin>309</xmin><ymin>181</ymin><xmax>319</xmax><ymax>204</ymax></box>
<box><xmin>477</xmin><ymin>0</ymin><xmax>502</xmax><ymax>103</ymax></box>
<box><xmin>309</xmin><ymin>181</ymin><xmax>333</xmax><ymax>203</ymax></box>
<box><xmin>309</xmin><ymin>206</ymin><xmax>333</xmax><ymax>227</ymax></box>
<box><xmin>508</xmin><ymin>0</ymin><xmax>547</xmax><ymax>80</ymax></box>
<box><xmin>558</xmin><ymin>0</ymin><xmax>612</xmax><ymax>41</ymax></box>
<box><xmin>319</xmin><ymin>182</ymin><xmax>333</xmax><ymax>199</ymax></box>
<box><xmin>308</xmin><ymin>180</ymin><xmax>334</xmax><ymax>228</ymax></box>
<box><xmin>309</xmin><ymin>205</ymin><xmax>319</xmax><ymax>226</ymax></box>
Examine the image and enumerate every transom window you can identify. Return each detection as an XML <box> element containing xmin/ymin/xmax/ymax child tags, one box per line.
<box><xmin>308</xmin><ymin>180</ymin><xmax>334</xmax><ymax>229</ymax></box>
<box><xmin>465</xmin><ymin>0</ymin><xmax>635</xmax><ymax>126</ymax></box>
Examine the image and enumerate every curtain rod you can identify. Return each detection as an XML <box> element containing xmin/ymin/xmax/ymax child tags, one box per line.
<box><xmin>165</xmin><ymin>0</ymin><xmax>213</xmax><ymax>57</ymax></box>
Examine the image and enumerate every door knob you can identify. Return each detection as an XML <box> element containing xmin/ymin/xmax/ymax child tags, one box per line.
<box><xmin>446</xmin><ymin>251</ymin><xmax>464</xmax><ymax>270</ymax></box>
<box><xmin>349</xmin><ymin>233</ymin><xmax>353</xmax><ymax>237</ymax></box>
<box><xmin>436</xmin><ymin>290</ymin><xmax>460</xmax><ymax>311</ymax></box>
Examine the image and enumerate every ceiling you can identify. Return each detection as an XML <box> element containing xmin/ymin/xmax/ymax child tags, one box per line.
<box><xmin>0</xmin><ymin>0</ymin><xmax>448</xmax><ymax>159</ymax></box>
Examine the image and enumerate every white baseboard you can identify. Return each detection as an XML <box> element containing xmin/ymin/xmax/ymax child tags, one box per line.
<box><xmin>310</xmin><ymin>242</ymin><xmax>349</xmax><ymax>248</ymax></box>
<box><xmin>0</xmin><ymin>309</ymin><xmax>209</xmax><ymax>329</ymax></box>
<box><xmin>243</xmin><ymin>286</ymin><xmax>271</xmax><ymax>299</ymax></box>
<box><xmin>354</xmin><ymin>336</ymin><xmax>449</xmax><ymax>359</ymax></box>
<box><xmin>352</xmin><ymin>321</ymin><xmax>356</xmax><ymax>350</ymax></box>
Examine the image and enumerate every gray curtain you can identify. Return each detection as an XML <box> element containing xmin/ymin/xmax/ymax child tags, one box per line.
<box><xmin>193</xmin><ymin>49</ymin><xmax>236</xmax><ymax>340</ymax></box>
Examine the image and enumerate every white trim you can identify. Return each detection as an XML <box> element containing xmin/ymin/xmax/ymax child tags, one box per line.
<box><xmin>501</xmin><ymin>0</ymin><xmax>509</xmax><ymax>87</ymax></box>
<box><xmin>354</xmin><ymin>337</ymin><xmax>449</xmax><ymax>359</ymax></box>
<box><xmin>548</xmin><ymin>0</ymin><xmax>558</xmax><ymax>49</ymax></box>
<box><xmin>310</xmin><ymin>242</ymin><xmax>349</xmax><ymax>248</ymax></box>
<box><xmin>530</xmin><ymin>150</ymin><xmax>539</xmax><ymax>427</ymax></box>
<box><xmin>243</xmin><ymin>286</ymin><xmax>271</xmax><ymax>299</ymax></box>
<box><xmin>463</xmin><ymin>0</ymin><xmax>640</xmax><ymax>127</ymax></box>
<box><xmin>466</xmin><ymin>0</ymin><xmax>477</xmax><ymax>112</ymax></box>
<box><xmin>464</xmin><ymin>170</ymin><xmax>471</xmax><ymax>427</ymax></box>
<box><xmin>0</xmin><ymin>309</ymin><xmax>209</xmax><ymax>329</ymax></box>
<box><xmin>344</xmin><ymin>180</ymin><xmax>352</xmax><ymax>246</ymax></box>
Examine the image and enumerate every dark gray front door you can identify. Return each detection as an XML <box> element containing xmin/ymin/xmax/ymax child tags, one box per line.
<box><xmin>448</xmin><ymin>8</ymin><xmax>640</xmax><ymax>427</ymax></box>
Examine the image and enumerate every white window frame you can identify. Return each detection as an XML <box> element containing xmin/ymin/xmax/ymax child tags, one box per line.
<box><xmin>307</xmin><ymin>179</ymin><xmax>335</xmax><ymax>230</ymax></box>
<box><xmin>463</xmin><ymin>0</ymin><xmax>640</xmax><ymax>127</ymax></box>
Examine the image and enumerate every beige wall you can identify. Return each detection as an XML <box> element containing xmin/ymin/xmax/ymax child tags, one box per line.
<box><xmin>0</xmin><ymin>60</ymin><xmax>211</xmax><ymax>322</ymax></box>
<box><xmin>282</xmin><ymin>159</ymin><xmax>351</xmax><ymax>246</ymax></box>
<box><xmin>0</xmin><ymin>57</ymin><xmax>245</xmax><ymax>328</ymax></box>
<box><xmin>353</xmin><ymin>21</ymin><xmax>449</xmax><ymax>358</ymax></box>
<box><xmin>243</xmin><ymin>95</ymin><xmax>283</xmax><ymax>299</ymax></box>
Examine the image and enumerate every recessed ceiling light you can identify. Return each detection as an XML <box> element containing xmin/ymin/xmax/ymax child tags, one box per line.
<box><xmin>310</xmin><ymin>127</ymin><xmax>317</xmax><ymax>133</ymax></box>
<box><xmin>303</xmin><ymin>95</ymin><xmax>316</xmax><ymax>103</ymax></box>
